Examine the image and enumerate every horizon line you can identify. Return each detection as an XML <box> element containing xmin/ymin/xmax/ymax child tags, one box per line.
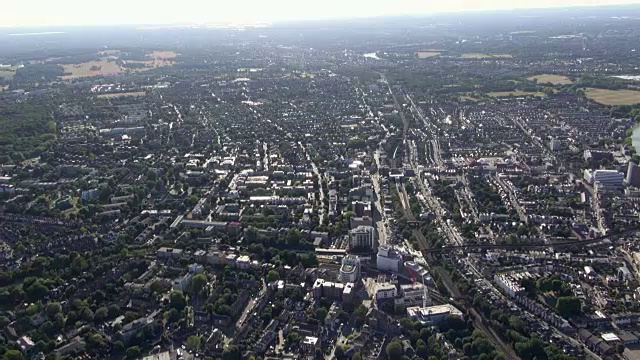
<box><xmin>1</xmin><ymin>2</ymin><xmax>640</xmax><ymax>30</ymax></box>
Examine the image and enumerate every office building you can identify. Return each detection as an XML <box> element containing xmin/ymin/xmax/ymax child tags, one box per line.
<box><xmin>377</xmin><ymin>245</ymin><xmax>403</xmax><ymax>273</ymax></box>
<box><xmin>627</xmin><ymin>162</ymin><xmax>640</xmax><ymax>187</ymax></box>
<box><xmin>339</xmin><ymin>255</ymin><xmax>361</xmax><ymax>283</ymax></box>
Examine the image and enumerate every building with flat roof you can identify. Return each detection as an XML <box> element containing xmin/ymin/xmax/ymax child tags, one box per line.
<box><xmin>627</xmin><ymin>162</ymin><xmax>640</xmax><ymax>187</ymax></box>
<box><xmin>349</xmin><ymin>225</ymin><xmax>376</xmax><ymax>250</ymax></box>
<box><xmin>339</xmin><ymin>255</ymin><xmax>361</xmax><ymax>283</ymax></box>
<box><xmin>406</xmin><ymin>304</ymin><xmax>462</xmax><ymax>324</ymax></box>
<box><xmin>377</xmin><ymin>245</ymin><xmax>403</xmax><ymax>273</ymax></box>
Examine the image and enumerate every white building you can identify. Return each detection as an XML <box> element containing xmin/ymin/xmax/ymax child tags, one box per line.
<box><xmin>237</xmin><ymin>255</ymin><xmax>251</xmax><ymax>269</ymax></box>
<box><xmin>494</xmin><ymin>273</ymin><xmax>524</xmax><ymax>297</ymax></box>
<box><xmin>172</xmin><ymin>273</ymin><xmax>194</xmax><ymax>292</ymax></box>
<box><xmin>377</xmin><ymin>245</ymin><xmax>403</xmax><ymax>273</ymax></box>
<box><xmin>375</xmin><ymin>282</ymin><xmax>397</xmax><ymax>300</ymax></box>
<box><xmin>349</xmin><ymin>225</ymin><xmax>376</xmax><ymax>250</ymax></box>
<box><xmin>406</xmin><ymin>304</ymin><xmax>462</xmax><ymax>324</ymax></box>
<box><xmin>339</xmin><ymin>255</ymin><xmax>361</xmax><ymax>283</ymax></box>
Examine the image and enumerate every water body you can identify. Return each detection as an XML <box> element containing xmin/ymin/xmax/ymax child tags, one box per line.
<box><xmin>612</xmin><ymin>75</ymin><xmax>640</xmax><ymax>81</ymax></box>
<box><xmin>364</xmin><ymin>52</ymin><xmax>380</xmax><ymax>60</ymax></box>
<box><xmin>632</xmin><ymin>123</ymin><xmax>640</xmax><ymax>150</ymax></box>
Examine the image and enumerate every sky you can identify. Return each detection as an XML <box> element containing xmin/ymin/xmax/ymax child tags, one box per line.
<box><xmin>2</xmin><ymin>0</ymin><xmax>640</xmax><ymax>28</ymax></box>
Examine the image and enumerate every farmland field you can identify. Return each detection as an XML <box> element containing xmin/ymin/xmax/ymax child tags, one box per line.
<box><xmin>416</xmin><ymin>51</ymin><xmax>441</xmax><ymax>59</ymax></box>
<box><xmin>488</xmin><ymin>91</ymin><xmax>545</xmax><ymax>97</ymax></box>
<box><xmin>527</xmin><ymin>74</ymin><xmax>573</xmax><ymax>85</ymax></box>
<box><xmin>61</xmin><ymin>59</ymin><xmax>123</xmax><ymax>79</ymax></box>
<box><xmin>585</xmin><ymin>88</ymin><xmax>640</xmax><ymax>105</ymax></box>
<box><xmin>462</xmin><ymin>53</ymin><xmax>513</xmax><ymax>59</ymax></box>
<box><xmin>97</xmin><ymin>91</ymin><xmax>146</xmax><ymax>98</ymax></box>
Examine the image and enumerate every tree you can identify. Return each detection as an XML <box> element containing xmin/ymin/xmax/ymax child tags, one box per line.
<box><xmin>285</xmin><ymin>229</ymin><xmax>301</xmax><ymax>246</ymax></box>
<box><xmin>95</xmin><ymin>307</ymin><xmax>109</xmax><ymax>322</ymax></box>
<box><xmin>170</xmin><ymin>290</ymin><xmax>186</xmax><ymax>310</ymax></box>
<box><xmin>315</xmin><ymin>307</ymin><xmax>328</xmax><ymax>321</ymax></box>
<box><xmin>54</xmin><ymin>313</ymin><xmax>65</xmax><ymax>328</ymax></box>
<box><xmin>222</xmin><ymin>345</ymin><xmax>241</xmax><ymax>360</ymax></box>
<box><xmin>81</xmin><ymin>307</ymin><xmax>94</xmax><ymax>322</ymax></box>
<box><xmin>46</xmin><ymin>302</ymin><xmax>62</xmax><ymax>318</ymax></box>
<box><xmin>386</xmin><ymin>341</ymin><xmax>404</xmax><ymax>359</ymax></box>
<box><xmin>267</xmin><ymin>270</ymin><xmax>280</xmax><ymax>282</ymax></box>
<box><xmin>186</xmin><ymin>335</ymin><xmax>202</xmax><ymax>352</ymax></box>
<box><xmin>184</xmin><ymin>195</ymin><xmax>198</xmax><ymax>208</ymax></box>
<box><xmin>25</xmin><ymin>280</ymin><xmax>48</xmax><ymax>302</ymax></box>
<box><xmin>126</xmin><ymin>346</ymin><xmax>141</xmax><ymax>359</ymax></box>
<box><xmin>416</xmin><ymin>339</ymin><xmax>428</xmax><ymax>358</ymax></box>
<box><xmin>191</xmin><ymin>274</ymin><xmax>208</xmax><ymax>295</ymax></box>
<box><xmin>556</xmin><ymin>296</ymin><xmax>581</xmax><ymax>317</ymax></box>
<box><xmin>3</xmin><ymin>350</ymin><xmax>24</xmax><ymax>360</ymax></box>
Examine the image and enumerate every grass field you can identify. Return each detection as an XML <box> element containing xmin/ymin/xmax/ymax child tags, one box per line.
<box><xmin>149</xmin><ymin>51</ymin><xmax>178</xmax><ymax>59</ymax></box>
<box><xmin>458</xmin><ymin>94</ymin><xmax>483</xmax><ymax>102</ymax></box>
<box><xmin>0</xmin><ymin>70</ymin><xmax>15</xmax><ymax>79</ymax></box>
<box><xmin>61</xmin><ymin>59</ymin><xmax>123</xmax><ymax>79</ymax></box>
<box><xmin>60</xmin><ymin>50</ymin><xmax>177</xmax><ymax>80</ymax></box>
<box><xmin>585</xmin><ymin>88</ymin><xmax>640</xmax><ymax>105</ymax></box>
<box><xmin>122</xmin><ymin>51</ymin><xmax>178</xmax><ymax>72</ymax></box>
<box><xmin>527</xmin><ymin>74</ymin><xmax>573</xmax><ymax>85</ymax></box>
<box><xmin>416</xmin><ymin>51</ymin><xmax>441</xmax><ymax>59</ymax></box>
<box><xmin>97</xmin><ymin>91</ymin><xmax>146</xmax><ymax>98</ymax></box>
<box><xmin>488</xmin><ymin>91</ymin><xmax>545</xmax><ymax>97</ymax></box>
<box><xmin>462</xmin><ymin>53</ymin><xmax>513</xmax><ymax>59</ymax></box>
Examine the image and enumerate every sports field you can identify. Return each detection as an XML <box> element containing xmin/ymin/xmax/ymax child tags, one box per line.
<box><xmin>527</xmin><ymin>74</ymin><xmax>573</xmax><ymax>85</ymax></box>
<box><xmin>585</xmin><ymin>88</ymin><xmax>640</xmax><ymax>105</ymax></box>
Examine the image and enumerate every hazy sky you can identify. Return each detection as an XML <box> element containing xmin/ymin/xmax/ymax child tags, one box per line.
<box><xmin>2</xmin><ymin>0</ymin><xmax>640</xmax><ymax>27</ymax></box>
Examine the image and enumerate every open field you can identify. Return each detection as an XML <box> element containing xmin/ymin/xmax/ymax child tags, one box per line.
<box><xmin>97</xmin><ymin>91</ymin><xmax>146</xmax><ymax>98</ymax></box>
<box><xmin>458</xmin><ymin>94</ymin><xmax>483</xmax><ymax>102</ymax></box>
<box><xmin>122</xmin><ymin>51</ymin><xmax>178</xmax><ymax>72</ymax></box>
<box><xmin>0</xmin><ymin>70</ymin><xmax>15</xmax><ymax>79</ymax></box>
<box><xmin>415</xmin><ymin>51</ymin><xmax>441</xmax><ymax>59</ymax></box>
<box><xmin>149</xmin><ymin>50</ymin><xmax>178</xmax><ymax>59</ymax></box>
<box><xmin>488</xmin><ymin>91</ymin><xmax>545</xmax><ymax>97</ymax></box>
<box><xmin>61</xmin><ymin>59</ymin><xmax>123</xmax><ymax>79</ymax></box>
<box><xmin>585</xmin><ymin>88</ymin><xmax>640</xmax><ymax>105</ymax></box>
<box><xmin>60</xmin><ymin>50</ymin><xmax>177</xmax><ymax>80</ymax></box>
<box><xmin>462</xmin><ymin>53</ymin><xmax>513</xmax><ymax>59</ymax></box>
<box><xmin>527</xmin><ymin>74</ymin><xmax>573</xmax><ymax>85</ymax></box>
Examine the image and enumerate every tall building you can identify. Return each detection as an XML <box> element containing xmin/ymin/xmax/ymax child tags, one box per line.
<box><xmin>627</xmin><ymin>162</ymin><xmax>640</xmax><ymax>188</ymax></box>
<box><xmin>377</xmin><ymin>245</ymin><xmax>403</xmax><ymax>273</ymax></box>
<box><xmin>349</xmin><ymin>225</ymin><xmax>376</xmax><ymax>250</ymax></box>
<box><xmin>550</xmin><ymin>139</ymin><xmax>562</xmax><ymax>152</ymax></box>
<box><xmin>585</xmin><ymin>169</ymin><xmax>624</xmax><ymax>187</ymax></box>
<box><xmin>339</xmin><ymin>255</ymin><xmax>361</xmax><ymax>283</ymax></box>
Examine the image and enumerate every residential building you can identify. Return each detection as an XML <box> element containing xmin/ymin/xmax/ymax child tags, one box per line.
<box><xmin>349</xmin><ymin>225</ymin><xmax>376</xmax><ymax>250</ymax></box>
